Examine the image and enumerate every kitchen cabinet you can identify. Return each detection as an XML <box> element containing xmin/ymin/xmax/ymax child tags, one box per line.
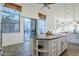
<box><xmin>60</xmin><ymin>36</ymin><xmax>67</xmax><ymax>53</ymax></box>
<box><xmin>50</xmin><ymin>39</ymin><xmax>58</xmax><ymax>56</ymax></box>
<box><xmin>57</xmin><ymin>38</ymin><xmax>62</xmax><ymax>55</ymax></box>
<box><xmin>32</xmin><ymin>34</ymin><xmax>68</xmax><ymax>56</ymax></box>
<box><xmin>67</xmin><ymin>33</ymin><xmax>79</xmax><ymax>44</ymax></box>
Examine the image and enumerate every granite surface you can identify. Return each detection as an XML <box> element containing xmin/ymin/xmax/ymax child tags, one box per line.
<box><xmin>35</xmin><ymin>34</ymin><xmax>67</xmax><ymax>40</ymax></box>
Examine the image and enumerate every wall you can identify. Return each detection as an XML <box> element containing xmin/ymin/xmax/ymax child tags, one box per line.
<box><xmin>45</xmin><ymin>3</ymin><xmax>76</xmax><ymax>33</ymax></box>
<box><xmin>2</xmin><ymin>3</ymin><xmax>47</xmax><ymax>46</ymax></box>
<box><xmin>2</xmin><ymin>3</ymin><xmax>79</xmax><ymax>46</ymax></box>
<box><xmin>45</xmin><ymin>3</ymin><xmax>79</xmax><ymax>33</ymax></box>
<box><xmin>20</xmin><ymin>3</ymin><xmax>48</xmax><ymax>19</ymax></box>
<box><xmin>45</xmin><ymin>3</ymin><xmax>79</xmax><ymax>44</ymax></box>
<box><xmin>2</xmin><ymin>16</ymin><xmax>24</xmax><ymax>46</ymax></box>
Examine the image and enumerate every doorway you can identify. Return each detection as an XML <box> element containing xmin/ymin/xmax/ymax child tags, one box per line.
<box><xmin>24</xmin><ymin>17</ymin><xmax>31</xmax><ymax>56</ymax></box>
<box><xmin>24</xmin><ymin>17</ymin><xmax>31</xmax><ymax>42</ymax></box>
<box><xmin>24</xmin><ymin>17</ymin><xmax>37</xmax><ymax>55</ymax></box>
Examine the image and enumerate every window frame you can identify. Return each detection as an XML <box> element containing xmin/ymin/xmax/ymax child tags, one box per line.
<box><xmin>1</xmin><ymin>6</ymin><xmax>20</xmax><ymax>33</ymax></box>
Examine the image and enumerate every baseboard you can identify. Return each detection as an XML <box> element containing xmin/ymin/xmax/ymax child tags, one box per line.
<box><xmin>2</xmin><ymin>42</ymin><xmax>23</xmax><ymax>48</ymax></box>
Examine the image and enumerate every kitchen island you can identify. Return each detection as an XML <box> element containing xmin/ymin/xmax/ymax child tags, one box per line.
<box><xmin>32</xmin><ymin>34</ymin><xmax>68</xmax><ymax>56</ymax></box>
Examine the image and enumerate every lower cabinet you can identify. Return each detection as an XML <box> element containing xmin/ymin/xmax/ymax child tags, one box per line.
<box><xmin>51</xmin><ymin>37</ymin><xmax>68</xmax><ymax>56</ymax></box>
<box><xmin>61</xmin><ymin>36</ymin><xmax>68</xmax><ymax>52</ymax></box>
<box><xmin>57</xmin><ymin>38</ymin><xmax>62</xmax><ymax>55</ymax></box>
<box><xmin>33</xmin><ymin>36</ymin><xmax>68</xmax><ymax>56</ymax></box>
<box><xmin>50</xmin><ymin>40</ymin><xmax>58</xmax><ymax>56</ymax></box>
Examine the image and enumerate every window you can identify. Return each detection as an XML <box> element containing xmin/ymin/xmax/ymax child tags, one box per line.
<box><xmin>2</xmin><ymin>7</ymin><xmax>20</xmax><ymax>33</ymax></box>
<box><xmin>37</xmin><ymin>19</ymin><xmax>45</xmax><ymax>34</ymax></box>
<box><xmin>38</xmin><ymin>13</ymin><xmax>46</xmax><ymax>35</ymax></box>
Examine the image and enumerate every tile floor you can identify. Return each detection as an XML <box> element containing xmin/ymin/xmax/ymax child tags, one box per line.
<box><xmin>2</xmin><ymin>42</ymin><xmax>79</xmax><ymax>56</ymax></box>
<box><xmin>3</xmin><ymin>41</ymin><xmax>31</xmax><ymax>56</ymax></box>
<box><xmin>62</xmin><ymin>43</ymin><xmax>79</xmax><ymax>56</ymax></box>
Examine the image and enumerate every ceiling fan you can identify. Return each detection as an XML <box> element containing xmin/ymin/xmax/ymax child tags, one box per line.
<box><xmin>39</xmin><ymin>3</ymin><xmax>55</xmax><ymax>10</ymax></box>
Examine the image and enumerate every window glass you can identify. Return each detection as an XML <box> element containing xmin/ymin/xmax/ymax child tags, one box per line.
<box><xmin>38</xmin><ymin>19</ymin><xmax>45</xmax><ymax>34</ymax></box>
<box><xmin>2</xmin><ymin>12</ymin><xmax>19</xmax><ymax>23</ymax></box>
<box><xmin>2</xmin><ymin>7</ymin><xmax>20</xmax><ymax>33</ymax></box>
<box><xmin>2</xmin><ymin>7</ymin><xmax>20</xmax><ymax>24</ymax></box>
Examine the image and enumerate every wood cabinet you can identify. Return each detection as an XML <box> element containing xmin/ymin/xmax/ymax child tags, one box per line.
<box><xmin>49</xmin><ymin>39</ymin><xmax>58</xmax><ymax>56</ymax></box>
<box><xmin>32</xmin><ymin>35</ymin><xmax>68</xmax><ymax>56</ymax></box>
<box><xmin>61</xmin><ymin>36</ymin><xmax>68</xmax><ymax>52</ymax></box>
<box><xmin>57</xmin><ymin>38</ymin><xmax>62</xmax><ymax>55</ymax></box>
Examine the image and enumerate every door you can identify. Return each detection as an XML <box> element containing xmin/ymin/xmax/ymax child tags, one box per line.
<box><xmin>24</xmin><ymin>17</ymin><xmax>31</xmax><ymax>42</ymax></box>
<box><xmin>24</xmin><ymin>17</ymin><xmax>31</xmax><ymax>56</ymax></box>
<box><xmin>31</xmin><ymin>19</ymin><xmax>37</xmax><ymax>37</ymax></box>
<box><xmin>24</xmin><ymin>18</ymin><xmax>37</xmax><ymax>56</ymax></box>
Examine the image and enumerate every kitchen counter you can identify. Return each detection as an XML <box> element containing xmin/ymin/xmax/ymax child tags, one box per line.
<box><xmin>34</xmin><ymin>34</ymin><xmax>67</xmax><ymax>40</ymax></box>
<box><xmin>67</xmin><ymin>33</ymin><xmax>79</xmax><ymax>44</ymax></box>
<box><xmin>33</xmin><ymin>34</ymin><xmax>68</xmax><ymax>56</ymax></box>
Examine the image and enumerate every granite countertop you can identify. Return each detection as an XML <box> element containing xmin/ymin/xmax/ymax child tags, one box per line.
<box><xmin>34</xmin><ymin>34</ymin><xmax>67</xmax><ymax>40</ymax></box>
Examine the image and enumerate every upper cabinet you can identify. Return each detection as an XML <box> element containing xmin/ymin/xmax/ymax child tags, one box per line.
<box><xmin>74</xmin><ymin>4</ymin><xmax>79</xmax><ymax>21</ymax></box>
<box><xmin>65</xmin><ymin>4</ymin><xmax>73</xmax><ymax>21</ymax></box>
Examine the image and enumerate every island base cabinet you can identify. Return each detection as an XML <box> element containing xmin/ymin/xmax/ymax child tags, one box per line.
<box><xmin>61</xmin><ymin>37</ymin><xmax>68</xmax><ymax>52</ymax></box>
<box><xmin>33</xmin><ymin>36</ymin><xmax>68</xmax><ymax>56</ymax></box>
<box><xmin>50</xmin><ymin>40</ymin><xmax>58</xmax><ymax>56</ymax></box>
<box><xmin>57</xmin><ymin>39</ymin><xmax>62</xmax><ymax>55</ymax></box>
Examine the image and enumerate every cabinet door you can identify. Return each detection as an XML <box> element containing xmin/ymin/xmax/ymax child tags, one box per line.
<box><xmin>63</xmin><ymin>37</ymin><xmax>68</xmax><ymax>50</ymax></box>
<box><xmin>51</xmin><ymin>40</ymin><xmax>58</xmax><ymax>56</ymax></box>
<box><xmin>61</xmin><ymin>37</ymin><xmax>68</xmax><ymax>52</ymax></box>
<box><xmin>57</xmin><ymin>38</ymin><xmax>62</xmax><ymax>55</ymax></box>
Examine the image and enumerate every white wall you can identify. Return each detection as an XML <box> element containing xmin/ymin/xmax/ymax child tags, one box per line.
<box><xmin>45</xmin><ymin>3</ymin><xmax>78</xmax><ymax>33</ymax></box>
<box><xmin>2</xmin><ymin>16</ymin><xmax>24</xmax><ymax>46</ymax></box>
<box><xmin>20</xmin><ymin>3</ymin><xmax>48</xmax><ymax>19</ymax></box>
<box><xmin>2</xmin><ymin>3</ymin><xmax>47</xmax><ymax>46</ymax></box>
<box><xmin>45</xmin><ymin>3</ymin><xmax>79</xmax><ymax>44</ymax></box>
<box><xmin>45</xmin><ymin>4</ymin><xmax>66</xmax><ymax>33</ymax></box>
<box><xmin>2</xmin><ymin>3</ymin><xmax>79</xmax><ymax>46</ymax></box>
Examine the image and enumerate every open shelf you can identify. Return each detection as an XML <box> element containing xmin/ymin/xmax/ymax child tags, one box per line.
<box><xmin>34</xmin><ymin>48</ymin><xmax>48</xmax><ymax>52</ymax></box>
